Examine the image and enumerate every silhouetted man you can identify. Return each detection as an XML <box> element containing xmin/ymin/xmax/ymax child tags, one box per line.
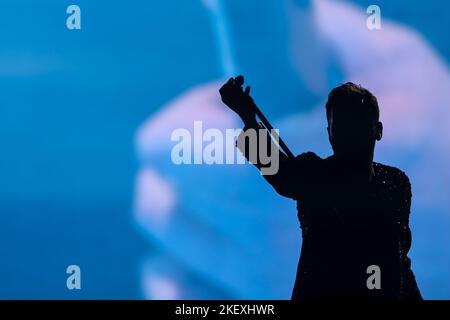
<box><xmin>219</xmin><ymin>76</ymin><xmax>422</xmax><ymax>300</ymax></box>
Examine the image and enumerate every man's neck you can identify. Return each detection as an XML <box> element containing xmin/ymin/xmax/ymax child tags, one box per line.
<box><xmin>333</xmin><ymin>153</ymin><xmax>375</xmax><ymax>183</ymax></box>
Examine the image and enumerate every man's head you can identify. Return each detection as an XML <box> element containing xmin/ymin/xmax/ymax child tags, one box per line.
<box><xmin>326</xmin><ymin>82</ymin><xmax>383</xmax><ymax>161</ymax></box>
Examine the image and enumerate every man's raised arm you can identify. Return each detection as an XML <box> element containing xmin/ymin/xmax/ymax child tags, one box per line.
<box><xmin>219</xmin><ymin>76</ymin><xmax>299</xmax><ymax>199</ymax></box>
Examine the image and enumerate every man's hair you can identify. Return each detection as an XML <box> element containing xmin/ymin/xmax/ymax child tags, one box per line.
<box><xmin>325</xmin><ymin>82</ymin><xmax>379</xmax><ymax>122</ymax></box>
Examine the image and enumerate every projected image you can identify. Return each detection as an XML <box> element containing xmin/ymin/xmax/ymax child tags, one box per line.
<box><xmin>0</xmin><ymin>0</ymin><xmax>448</xmax><ymax>299</ymax></box>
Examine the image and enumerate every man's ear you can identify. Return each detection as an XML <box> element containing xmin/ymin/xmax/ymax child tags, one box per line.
<box><xmin>375</xmin><ymin>121</ymin><xmax>383</xmax><ymax>141</ymax></box>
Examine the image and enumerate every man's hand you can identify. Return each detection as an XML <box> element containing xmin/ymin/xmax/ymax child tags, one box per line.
<box><xmin>219</xmin><ymin>75</ymin><xmax>256</xmax><ymax>124</ymax></box>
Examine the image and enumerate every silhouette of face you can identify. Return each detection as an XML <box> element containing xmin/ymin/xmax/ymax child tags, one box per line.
<box><xmin>327</xmin><ymin>106</ymin><xmax>382</xmax><ymax>161</ymax></box>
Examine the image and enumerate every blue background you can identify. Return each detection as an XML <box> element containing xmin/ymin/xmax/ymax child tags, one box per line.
<box><xmin>0</xmin><ymin>0</ymin><xmax>449</xmax><ymax>299</ymax></box>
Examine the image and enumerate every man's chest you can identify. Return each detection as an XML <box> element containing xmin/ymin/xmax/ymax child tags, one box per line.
<box><xmin>298</xmin><ymin>173</ymin><xmax>400</xmax><ymax>230</ymax></box>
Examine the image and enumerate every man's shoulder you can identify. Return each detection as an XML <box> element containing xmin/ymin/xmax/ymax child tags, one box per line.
<box><xmin>290</xmin><ymin>152</ymin><xmax>326</xmax><ymax>180</ymax></box>
<box><xmin>374</xmin><ymin>162</ymin><xmax>409</xmax><ymax>179</ymax></box>
<box><xmin>294</xmin><ymin>151</ymin><xmax>323</xmax><ymax>162</ymax></box>
<box><xmin>374</xmin><ymin>162</ymin><xmax>411</xmax><ymax>192</ymax></box>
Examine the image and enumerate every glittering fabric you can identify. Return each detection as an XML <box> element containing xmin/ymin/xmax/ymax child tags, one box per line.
<box><xmin>288</xmin><ymin>153</ymin><xmax>421</xmax><ymax>300</ymax></box>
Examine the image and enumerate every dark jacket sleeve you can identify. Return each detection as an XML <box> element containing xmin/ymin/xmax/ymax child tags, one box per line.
<box><xmin>236</xmin><ymin>123</ymin><xmax>319</xmax><ymax>200</ymax></box>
